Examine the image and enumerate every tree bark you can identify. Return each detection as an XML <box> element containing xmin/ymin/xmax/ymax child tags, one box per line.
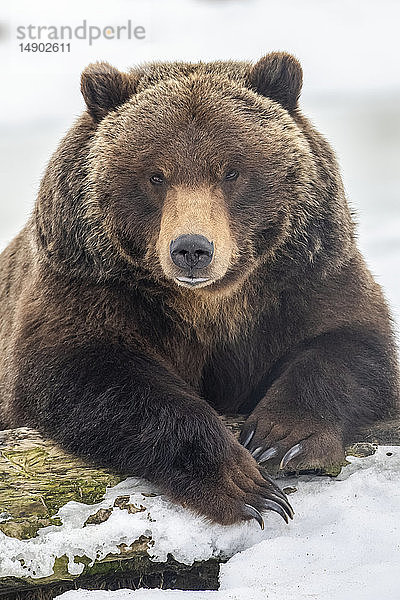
<box><xmin>0</xmin><ymin>417</ymin><xmax>398</xmax><ymax>597</ymax></box>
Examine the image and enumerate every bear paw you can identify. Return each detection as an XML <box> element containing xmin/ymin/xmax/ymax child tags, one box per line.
<box><xmin>177</xmin><ymin>443</ymin><xmax>293</xmax><ymax>527</ymax></box>
<box><xmin>240</xmin><ymin>414</ymin><xmax>346</xmax><ymax>475</ymax></box>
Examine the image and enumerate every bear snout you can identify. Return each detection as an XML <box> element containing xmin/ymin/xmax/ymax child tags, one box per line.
<box><xmin>156</xmin><ymin>185</ymin><xmax>237</xmax><ymax>290</ymax></box>
<box><xmin>170</xmin><ymin>234</ymin><xmax>214</xmax><ymax>269</ymax></box>
<box><xmin>169</xmin><ymin>234</ymin><xmax>214</xmax><ymax>287</ymax></box>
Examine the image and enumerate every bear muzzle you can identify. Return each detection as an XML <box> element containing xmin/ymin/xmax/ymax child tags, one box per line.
<box><xmin>170</xmin><ymin>234</ymin><xmax>214</xmax><ymax>286</ymax></box>
<box><xmin>156</xmin><ymin>185</ymin><xmax>236</xmax><ymax>289</ymax></box>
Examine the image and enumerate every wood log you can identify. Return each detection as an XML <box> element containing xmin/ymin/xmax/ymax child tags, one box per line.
<box><xmin>0</xmin><ymin>416</ymin><xmax>398</xmax><ymax>599</ymax></box>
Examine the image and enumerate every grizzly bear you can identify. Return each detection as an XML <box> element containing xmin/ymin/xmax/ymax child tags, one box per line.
<box><xmin>0</xmin><ymin>53</ymin><xmax>398</xmax><ymax>528</ymax></box>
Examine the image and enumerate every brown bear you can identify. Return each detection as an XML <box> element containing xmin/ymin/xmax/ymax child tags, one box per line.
<box><xmin>0</xmin><ymin>53</ymin><xmax>398</xmax><ymax>528</ymax></box>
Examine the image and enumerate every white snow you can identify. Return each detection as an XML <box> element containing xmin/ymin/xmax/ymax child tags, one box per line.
<box><xmin>0</xmin><ymin>476</ymin><xmax>265</xmax><ymax>580</ymax></box>
<box><xmin>55</xmin><ymin>591</ymin><xmax>266</xmax><ymax>600</ymax></box>
<box><xmin>219</xmin><ymin>447</ymin><xmax>400</xmax><ymax>600</ymax></box>
<box><xmin>55</xmin><ymin>447</ymin><xmax>400</xmax><ymax>599</ymax></box>
<box><xmin>0</xmin><ymin>447</ymin><xmax>399</xmax><ymax>599</ymax></box>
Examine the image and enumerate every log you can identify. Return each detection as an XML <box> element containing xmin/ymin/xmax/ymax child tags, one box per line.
<box><xmin>0</xmin><ymin>427</ymin><xmax>122</xmax><ymax>540</ymax></box>
<box><xmin>0</xmin><ymin>416</ymin><xmax>399</xmax><ymax>599</ymax></box>
<box><xmin>0</xmin><ymin>427</ymin><xmax>221</xmax><ymax>598</ymax></box>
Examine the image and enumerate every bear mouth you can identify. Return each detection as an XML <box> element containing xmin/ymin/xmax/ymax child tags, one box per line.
<box><xmin>176</xmin><ymin>276</ymin><xmax>210</xmax><ymax>287</ymax></box>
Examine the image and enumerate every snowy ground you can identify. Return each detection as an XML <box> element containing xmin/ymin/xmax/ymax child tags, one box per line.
<box><xmin>52</xmin><ymin>447</ymin><xmax>398</xmax><ymax>599</ymax></box>
<box><xmin>1</xmin><ymin>447</ymin><xmax>399</xmax><ymax>599</ymax></box>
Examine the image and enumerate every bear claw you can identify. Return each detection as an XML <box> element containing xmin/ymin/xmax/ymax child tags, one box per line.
<box><xmin>243</xmin><ymin>504</ymin><xmax>264</xmax><ymax>529</ymax></box>
<box><xmin>258</xmin><ymin>447</ymin><xmax>278</xmax><ymax>463</ymax></box>
<box><xmin>280</xmin><ymin>443</ymin><xmax>303</xmax><ymax>470</ymax></box>
<box><xmin>241</xmin><ymin>428</ymin><xmax>255</xmax><ymax>448</ymax></box>
<box><xmin>263</xmin><ymin>499</ymin><xmax>291</xmax><ymax>524</ymax></box>
<box><xmin>243</xmin><ymin>479</ymin><xmax>294</xmax><ymax>527</ymax></box>
<box><xmin>251</xmin><ymin>446</ymin><xmax>263</xmax><ymax>458</ymax></box>
<box><xmin>262</xmin><ymin>478</ymin><xmax>289</xmax><ymax>502</ymax></box>
<box><xmin>268</xmin><ymin>492</ymin><xmax>294</xmax><ymax>520</ymax></box>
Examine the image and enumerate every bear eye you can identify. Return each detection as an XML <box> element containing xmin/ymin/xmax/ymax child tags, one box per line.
<box><xmin>225</xmin><ymin>169</ymin><xmax>239</xmax><ymax>182</ymax></box>
<box><xmin>150</xmin><ymin>173</ymin><xmax>165</xmax><ymax>186</ymax></box>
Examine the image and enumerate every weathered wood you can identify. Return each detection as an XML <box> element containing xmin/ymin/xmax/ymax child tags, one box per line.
<box><xmin>0</xmin><ymin>427</ymin><xmax>123</xmax><ymax>540</ymax></box>
<box><xmin>0</xmin><ymin>416</ymin><xmax>398</xmax><ymax>598</ymax></box>
<box><xmin>1</xmin><ymin>557</ymin><xmax>221</xmax><ymax>600</ymax></box>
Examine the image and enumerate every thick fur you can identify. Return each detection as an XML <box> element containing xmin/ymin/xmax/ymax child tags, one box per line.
<box><xmin>0</xmin><ymin>53</ymin><xmax>398</xmax><ymax>524</ymax></box>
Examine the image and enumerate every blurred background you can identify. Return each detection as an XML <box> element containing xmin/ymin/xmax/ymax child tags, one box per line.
<box><xmin>1</xmin><ymin>0</ymin><xmax>399</xmax><ymax>328</ymax></box>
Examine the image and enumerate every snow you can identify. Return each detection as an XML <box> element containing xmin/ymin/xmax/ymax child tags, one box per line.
<box><xmin>55</xmin><ymin>591</ymin><xmax>265</xmax><ymax>600</ymax></box>
<box><xmin>0</xmin><ymin>476</ymin><xmax>266</xmax><ymax>580</ymax></box>
<box><xmin>0</xmin><ymin>447</ymin><xmax>398</xmax><ymax>598</ymax></box>
<box><xmin>219</xmin><ymin>447</ymin><xmax>400</xmax><ymax>599</ymax></box>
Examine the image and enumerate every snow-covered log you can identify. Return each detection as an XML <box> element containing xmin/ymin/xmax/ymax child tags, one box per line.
<box><xmin>0</xmin><ymin>417</ymin><xmax>399</xmax><ymax>599</ymax></box>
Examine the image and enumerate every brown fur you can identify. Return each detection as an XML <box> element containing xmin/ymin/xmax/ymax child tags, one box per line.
<box><xmin>0</xmin><ymin>53</ymin><xmax>398</xmax><ymax>524</ymax></box>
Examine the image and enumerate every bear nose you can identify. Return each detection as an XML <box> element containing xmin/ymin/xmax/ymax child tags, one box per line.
<box><xmin>170</xmin><ymin>234</ymin><xmax>214</xmax><ymax>270</ymax></box>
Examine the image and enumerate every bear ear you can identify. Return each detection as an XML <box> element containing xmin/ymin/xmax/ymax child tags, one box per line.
<box><xmin>248</xmin><ymin>52</ymin><xmax>303</xmax><ymax>112</ymax></box>
<box><xmin>81</xmin><ymin>62</ymin><xmax>135</xmax><ymax>122</ymax></box>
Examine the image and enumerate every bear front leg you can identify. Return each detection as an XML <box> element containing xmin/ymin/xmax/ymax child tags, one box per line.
<box><xmin>240</xmin><ymin>328</ymin><xmax>398</xmax><ymax>473</ymax></box>
<box><xmin>12</xmin><ymin>341</ymin><xmax>293</xmax><ymax>526</ymax></box>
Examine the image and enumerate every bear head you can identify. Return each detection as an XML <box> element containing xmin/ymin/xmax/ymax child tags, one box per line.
<box><xmin>37</xmin><ymin>53</ymin><xmax>351</xmax><ymax>295</ymax></box>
